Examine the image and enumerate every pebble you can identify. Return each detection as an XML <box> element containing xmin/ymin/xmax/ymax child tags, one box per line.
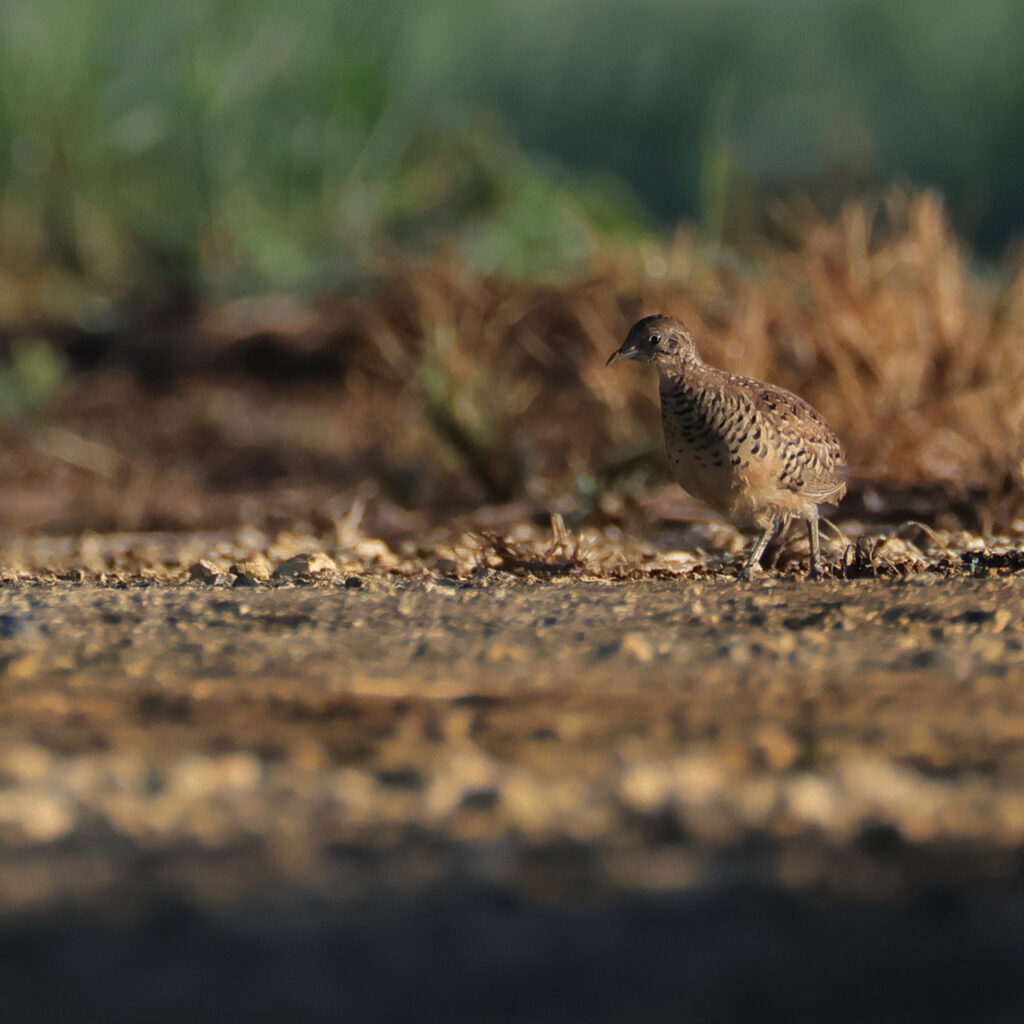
<box><xmin>483</xmin><ymin>640</ymin><xmax>529</xmax><ymax>663</ymax></box>
<box><xmin>753</xmin><ymin>722</ymin><xmax>799</xmax><ymax>771</ymax></box>
<box><xmin>0</xmin><ymin>613</ymin><xmax>26</xmax><ymax>638</ymax></box>
<box><xmin>231</xmin><ymin>554</ymin><xmax>274</xmax><ymax>581</ymax></box>
<box><xmin>187</xmin><ymin>562</ymin><xmax>236</xmax><ymax>586</ymax></box>
<box><xmin>424</xmin><ymin>751</ymin><xmax>499</xmax><ymax>818</ymax></box>
<box><xmin>273</xmin><ymin>553</ymin><xmax>338</xmax><ymax>579</ymax></box>
<box><xmin>6</xmin><ymin>652</ymin><xmax>42</xmax><ymax>679</ymax></box>
<box><xmin>785</xmin><ymin>774</ymin><xmax>842</xmax><ymax>830</ymax></box>
<box><xmin>620</xmin><ymin>631</ymin><xmax>656</xmax><ymax>663</ymax></box>
<box><xmin>0</xmin><ymin>789</ymin><xmax>76</xmax><ymax>844</ymax></box>
<box><xmin>188</xmin><ymin>560</ymin><xmax>221</xmax><ymax>583</ymax></box>
<box><xmin>0</xmin><ymin>743</ymin><xmax>53</xmax><ymax>781</ymax></box>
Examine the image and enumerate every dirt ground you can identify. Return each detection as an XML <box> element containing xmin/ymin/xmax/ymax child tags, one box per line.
<box><xmin>4</xmin><ymin>252</ymin><xmax>1024</xmax><ymax>1017</ymax></box>
<box><xmin>7</xmin><ymin>203</ymin><xmax>1024</xmax><ymax>1019</ymax></box>
<box><xmin>4</xmin><ymin>566</ymin><xmax>1024</xmax><ymax>1022</ymax></box>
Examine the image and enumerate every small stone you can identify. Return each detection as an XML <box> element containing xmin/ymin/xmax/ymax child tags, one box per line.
<box><xmin>232</xmin><ymin>572</ymin><xmax>259</xmax><ymax>587</ymax></box>
<box><xmin>6</xmin><ymin>652</ymin><xmax>41</xmax><ymax>679</ymax></box>
<box><xmin>376</xmin><ymin>766</ymin><xmax>425</xmax><ymax>790</ymax></box>
<box><xmin>231</xmin><ymin>554</ymin><xmax>274</xmax><ymax>581</ymax></box>
<box><xmin>619</xmin><ymin>762</ymin><xmax>674</xmax><ymax>813</ymax></box>
<box><xmin>424</xmin><ymin>751</ymin><xmax>498</xmax><ymax>817</ymax></box>
<box><xmin>620</xmin><ymin>631</ymin><xmax>655</xmax><ymax>663</ymax></box>
<box><xmin>0</xmin><ymin>789</ymin><xmax>76</xmax><ymax>844</ymax></box>
<box><xmin>188</xmin><ymin>560</ymin><xmax>220</xmax><ymax>583</ymax></box>
<box><xmin>273</xmin><ymin>553</ymin><xmax>338</xmax><ymax>580</ymax></box>
<box><xmin>754</xmin><ymin>722</ymin><xmax>800</xmax><ymax>771</ymax></box>
<box><xmin>353</xmin><ymin>538</ymin><xmax>395</xmax><ymax>565</ymax></box>
<box><xmin>0</xmin><ymin>614</ymin><xmax>25</xmax><ymax>639</ymax></box>
<box><xmin>0</xmin><ymin>743</ymin><xmax>52</xmax><ymax>781</ymax></box>
<box><xmin>483</xmin><ymin>640</ymin><xmax>529</xmax><ymax>663</ymax></box>
<box><xmin>502</xmin><ymin>770</ymin><xmax>556</xmax><ymax>830</ymax></box>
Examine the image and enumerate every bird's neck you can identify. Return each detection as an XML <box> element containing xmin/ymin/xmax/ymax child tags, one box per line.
<box><xmin>658</xmin><ymin>351</ymin><xmax>707</xmax><ymax>391</ymax></box>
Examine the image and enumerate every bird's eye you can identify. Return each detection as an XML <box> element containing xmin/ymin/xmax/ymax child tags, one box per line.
<box><xmin>649</xmin><ymin>333</ymin><xmax>662</xmax><ymax>347</ymax></box>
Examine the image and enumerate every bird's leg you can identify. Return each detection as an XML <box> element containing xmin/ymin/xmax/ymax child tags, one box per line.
<box><xmin>806</xmin><ymin>512</ymin><xmax>823</xmax><ymax>580</ymax></box>
<box><xmin>739</xmin><ymin>517</ymin><xmax>779</xmax><ymax>581</ymax></box>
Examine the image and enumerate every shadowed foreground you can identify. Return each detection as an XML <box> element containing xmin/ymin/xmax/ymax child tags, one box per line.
<box><xmin>2</xmin><ymin>575</ymin><xmax>1024</xmax><ymax>1021</ymax></box>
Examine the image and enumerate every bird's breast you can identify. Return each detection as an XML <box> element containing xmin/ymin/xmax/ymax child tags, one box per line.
<box><xmin>659</xmin><ymin>383</ymin><xmax>744</xmax><ymax>516</ymax></box>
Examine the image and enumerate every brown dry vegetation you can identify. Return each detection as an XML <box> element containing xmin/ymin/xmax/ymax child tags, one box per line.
<box><xmin>1</xmin><ymin>190</ymin><xmax>1024</xmax><ymax>550</ymax></box>
<box><xmin>266</xmin><ymin>189</ymin><xmax>1024</xmax><ymax>508</ymax></box>
<box><xmin>364</xmin><ymin>188</ymin><xmax>1024</xmax><ymax>499</ymax></box>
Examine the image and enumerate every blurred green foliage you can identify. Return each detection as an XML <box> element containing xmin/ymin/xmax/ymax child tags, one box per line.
<box><xmin>0</xmin><ymin>337</ymin><xmax>68</xmax><ymax>417</ymax></box>
<box><xmin>1</xmin><ymin>0</ymin><xmax>1022</xmax><ymax>303</ymax></box>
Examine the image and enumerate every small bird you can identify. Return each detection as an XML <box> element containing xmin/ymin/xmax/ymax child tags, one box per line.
<box><xmin>607</xmin><ymin>314</ymin><xmax>846</xmax><ymax>580</ymax></box>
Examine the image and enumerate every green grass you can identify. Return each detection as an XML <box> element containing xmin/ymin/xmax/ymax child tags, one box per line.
<box><xmin>0</xmin><ymin>0</ymin><xmax>651</xmax><ymax>302</ymax></box>
<box><xmin>1</xmin><ymin>0</ymin><xmax>1023</xmax><ymax>306</ymax></box>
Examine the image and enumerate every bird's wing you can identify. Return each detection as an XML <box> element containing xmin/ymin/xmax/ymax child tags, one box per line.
<box><xmin>751</xmin><ymin>384</ymin><xmax>847</xmax><ymax>501</ymax></box>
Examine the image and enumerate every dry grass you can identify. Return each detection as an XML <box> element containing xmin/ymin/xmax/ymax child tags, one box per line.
<box><xmin>3</xmin><ymin>188</ymin><xmax>1024</xmax><ymax>541</ymax></box>
<box><xmin>292</xmin><ymin>189</ymin><xmax>1024</xmax><ymax>509</ymax></box>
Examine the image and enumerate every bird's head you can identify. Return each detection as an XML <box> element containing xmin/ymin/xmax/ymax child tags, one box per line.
<box><xmin>606</xmin><ymin>314</ymin><xmax>697</xmax><ymax>369</ymax></box>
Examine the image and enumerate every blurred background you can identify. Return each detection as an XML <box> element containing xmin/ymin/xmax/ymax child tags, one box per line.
<box><xmin>8</xmin><ymin>9</ymin><xmax>1024</xmax><ymax>1021</ymax></box>
<box><xmin>5</xmin><ymin>0</ymin><xmax>1024</xmax><ymax>299</ymax></box>
<box><xmin>2</xmin><ymin>0</ymin><xmax>1024</xmax><ymax>543</ymax></box>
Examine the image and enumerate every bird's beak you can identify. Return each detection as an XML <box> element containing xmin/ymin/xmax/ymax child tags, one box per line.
<box><xmin>606</xmin><ymin>344</ymin><xmax>638</xmax><ymax>366</ymax></box>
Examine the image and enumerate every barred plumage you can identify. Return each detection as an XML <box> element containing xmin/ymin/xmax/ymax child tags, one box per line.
<box><xmin>608</xmin><ymin>314</ymin><xmax>847</xmax><ymax>580</ymax></box>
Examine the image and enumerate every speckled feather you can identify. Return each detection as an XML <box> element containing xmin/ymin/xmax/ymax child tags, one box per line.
<box><xmin>658</xmin><ymin>369</ymin><xmax>846</xmax><ymax>524</ymax></box>
<box><xmin>608</xmin><ymin>314</ymin><xmax>847</xmax><ymax>578</ymax></box>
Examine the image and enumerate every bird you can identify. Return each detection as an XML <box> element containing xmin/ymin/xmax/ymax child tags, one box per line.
<box><xmin>607</xmin><ymin>314</ymin><xmax>846</xmax><ymax>580</ymax></box>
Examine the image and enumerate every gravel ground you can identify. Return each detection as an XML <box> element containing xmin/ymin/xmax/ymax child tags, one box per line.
<box><xmin>3</xmin><ymin>570</ymin><xmax>1024</xmax><ymax>1020</ymax></box>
